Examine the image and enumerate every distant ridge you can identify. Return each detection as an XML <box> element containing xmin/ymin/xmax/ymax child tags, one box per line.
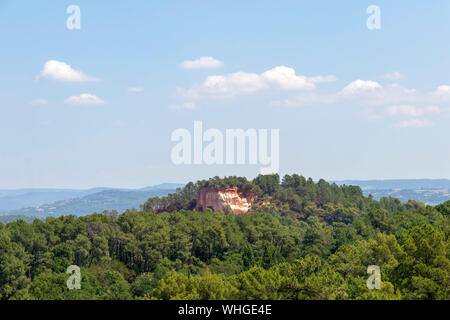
<box><xmin>331</xmin><ymin>179</ymin><xmax>450</xmax><ymax>205</ymax></box>
<box><xmin>139</xmin><ymin>183</ymin><xmax>185</xmax><ymax>191</ymax></box>
<box><xmin>0</xmin><ymin>188</ymin><xmax>110</xmax><ymax>212</ymax></box>
<box><xmin>0</xmin><ymin>183</ymin><xmax>184</xmax><ymax>213</ymax></box>
<box><xmin>4</xmin><ymin>189</ymin><xmax>176</xmax><ymax>219</ymax></box>
<box><xmin>332</xmin><ymin>179</ymin><xmax>450</xmax><ymax>190</ymax></box>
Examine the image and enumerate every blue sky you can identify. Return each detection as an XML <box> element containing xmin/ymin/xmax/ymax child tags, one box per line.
<box><xmin>0</xmin><ymin>0</ymin><xmax>449</xmax><ymax>189</ymax></box>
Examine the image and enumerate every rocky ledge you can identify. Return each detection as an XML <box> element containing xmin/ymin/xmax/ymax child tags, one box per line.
<box><xmin>195</xmin><ymin>186</ymin><xmax>256</xmax><ymax>214</ymax></box>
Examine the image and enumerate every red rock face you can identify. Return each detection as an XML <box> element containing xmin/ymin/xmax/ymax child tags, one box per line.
<box><xmin>196</xmin><ymin>186</ymin><xmax>256</xmax><ymax>214</ymax></box>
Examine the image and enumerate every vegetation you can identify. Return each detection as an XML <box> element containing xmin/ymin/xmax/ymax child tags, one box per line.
<box><xmin>0</xmin><ymin>174</ymin><xmax>449</xmax><ymax>300</ymax></box>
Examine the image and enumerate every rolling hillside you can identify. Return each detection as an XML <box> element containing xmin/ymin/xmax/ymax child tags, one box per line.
<box><xmin>0</xmin><ymin>184</ymin><xmax>183</xmax><ymax>223</ymax></box>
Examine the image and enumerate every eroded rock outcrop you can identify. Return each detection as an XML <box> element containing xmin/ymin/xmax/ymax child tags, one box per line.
<box><xmin>196</xmin><ymin>186</ymin><xmax>256</xmax><ymax>214</ymax></box>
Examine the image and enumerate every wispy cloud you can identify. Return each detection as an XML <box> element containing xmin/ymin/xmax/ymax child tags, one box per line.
<box><xmin>386</xmin><ymin>105</ymin><xmax>440</xmax><ymax>117</ymax></box>
<box><xmin>367</xmin><ymin>105</ymin><xmax>440</xmax><ymax>119</ymax></box>
<box><xmin>383</xmin><ymin>72</ymin><xmax>405</xmax><ymax>81</ymax></box>
<box><xmin>30</xmin><ymin>98</ymin><xmax>48</xmax><ymax>105</ymax></box>
<box><xmin>180</xmin><ymin>57</ymin><xmax>224</xmax><ymax>69</ymax></box>
<box><xmin>271</xmin><ymin>81</ymin><xmax>416</xmax><ymax>108</ymax></box>
<box><xmin>64</xmin><ymin>93</ymin><xmax>106</xmax><ymax>105</ymax></box>
<box><xmin>127</xmin><ymin>87</ymin><xmax>144</xmax><ymax>93</ymax></box>
<box><xmin>168</xmin><ymin>102</ymin><xmax>196</xmax><ymax>110</ymax></box>
<box><xmin>36</xmin><ymin>60</ymin><xmax>100</xmax><ymax>82</ymax></box>
<box><xmin>112</xmin><ymin>120</ymin><xmax>126</xmax><ymax>127</ymax></box>
<box><xmin>338</xmin><ymin>82</ymin><xmax>419</xmax><ymax>107</ymax></box>
<box><xmin>394</xmin><ymin>119</ymin><xmax>433</xmax><ymax>128</ymax></box>
<box><xmin>270</xmin><ymin>92</ymin><xmax>336</xmax><ymax>108</ymax></box>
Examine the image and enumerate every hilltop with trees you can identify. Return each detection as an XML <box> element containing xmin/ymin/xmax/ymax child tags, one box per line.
<box><xmin>0</xmin><ymin>174</ymin><xmax>448</xmax><ymax>300</ymax></box>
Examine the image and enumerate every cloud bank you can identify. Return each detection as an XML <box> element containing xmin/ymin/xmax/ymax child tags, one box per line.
<box><xmin>177</xmin><ymin>66</ymin><xmax>337</xmax><ymax>98</ymax></box>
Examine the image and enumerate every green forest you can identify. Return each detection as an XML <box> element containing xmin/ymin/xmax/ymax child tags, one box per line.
<box><xmin>0</xmin><ymin>174</ymin><xmax>449</xmax><ymax>300</ymax></box>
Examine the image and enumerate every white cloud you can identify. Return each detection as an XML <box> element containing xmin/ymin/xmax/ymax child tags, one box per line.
<box><xmin>394</xmin><ymin>119</ymin><xmax>433</xmax><ymax>128</ymax></box>
<box><xmin>175</xmin><ymin>70</ymin><xmax>446</xmax><ymax>129</ymax></box>
<box><xmin>64</xmin><ymin>94</ymin><xmax>106</xmax><ymax>105</ymax></box>
<box><xmin>386</xmin><ymin>105</ymin><xmax>433</xmax><ymax>117</ymax></box>
<box><xmin>168</xmin><ymin>102</ymin><xmax>196</xmax><ymax>110</ymax></box>
<box><xmin>272</xmin><ymin>81</ymin><xmax>417</xmax><ymax>108</ymax></box>
<box><xmin>435</xmin><ymin>85</ymin><xmax>450</xmax><ymax>94</ymax></box>
<box><xmin>271</xmin><ymin>92</ymin><xmax>336</xmax><ymax>108</ymax></box>
<box><xmin>338</xmin><ymin>82</ymin><xmax>419</xmax><ymax>107</ymax></box>
<box><xmin>177</xmin><ymin>66</ymin><xmax>337</xmax><ymax>99</ymax></box>
<box><xmin>30</xmin><ymin>98</ymin><xmax>48</xmax><ymax>105</ymax></box>
<box><xmin>180</xmin><ymin>57</ymin><xmax>224</xmax><ymax>69</ymax></box>
<box><xmin>36</xmin><ymin>60</ymin><xmax>99</xmax><ymax>82</ymax></box>
<box><xmin>366</xmin><ymin>104</ymin><xmax>439</xmax><ymax>128</ymax></box>
<box><xmin>127</xmin><ymin>87</ymin><xmax>144</xmax><ymax>93</ymax></box>
<box><xmin>423</xmin><ymin>105</ymin><xmax>441</xmax><ymax>114</ymax></box>
<box><xmin>340</xmin><ymin>80</ymin><xmax>382</xmax><ymax>95</ymax></box>
<box><xmin>387</xmin><ymin>105</ymin><xmax>420</xmax><ymax>117</ymax></box>
<box><xmin>261</xmin><ymin>66</ymin><xmax>318</xmax><ymax>90</ymax></box>
<box><xmin>309</xmin><ymin>75</ymin><xmax>339</xmax><ymax>83</ymax></box>
<box><xmin>432</xmin><ymin>85</ymin><xmax>450</xmax><ymax>100</ymax></box>
<box><xmin>383</xmin><ymin>72</ymin><xmax>405</xmax><ymax>81</ymax></box>
<box><xmin>367</xmin><ymin>105</ymin><xmax>440</xmax><ymax>120</ymax></box>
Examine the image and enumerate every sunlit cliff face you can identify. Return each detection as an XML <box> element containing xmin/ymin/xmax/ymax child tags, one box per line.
<box><xmin>196</xmin><ymin>186</ymin><xmax>256</xmax><ymax>214</ymax></box>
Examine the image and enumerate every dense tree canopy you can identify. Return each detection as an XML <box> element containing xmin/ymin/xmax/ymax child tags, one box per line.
<box><xmin>0</xmin><ymin>174</ymin><xmax>448</xmax><ymax>300</ymax></box>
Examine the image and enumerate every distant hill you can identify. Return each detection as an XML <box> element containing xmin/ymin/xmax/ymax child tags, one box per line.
<box><xmin>0</xmin><ymin>214</ymin><xmax>38</xmax><ymax>224</ymax></box>
<box><xmin>0</xmin><ymin>184</ymin><xmax>184</xmax><ymax>213</ymax></box>
<box><xmin>0</xmin><ymin>183</ymin><xmax>184</xmax><ymax>222</ymax></box>
<box><xmin>361</xmin><ymin>188</ymin><xmax>450</xmax><ymax>205</ymax></box>
<box><xmin>0</xmin><ymin>188</ymin><xmax>110</xmax><ymax>212</ymax></box>
<box><xmin>332</xmin><ymin>179</ymin><xmax>450</xmax><ymax>205</ymax></box>
<box><xmin>333</xmin><ymin>179</ymin><xmax>450</xmax><ymax>190</ymax></box>
<box><xmin>5</xmin><ymin>189</ymin><xmax>177</xmax><ymax>218</ymax></box>
<box><xmin>139</xmin><ymin>183</ymin><xmax>185</xmax><ymax>191</ymax></box>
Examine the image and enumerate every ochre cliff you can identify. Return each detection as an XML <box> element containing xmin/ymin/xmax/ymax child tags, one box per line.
<box><xmin>196</xmin><ymin>186</ymin><xmax>256</xmax><ymax>214</ymax></box>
